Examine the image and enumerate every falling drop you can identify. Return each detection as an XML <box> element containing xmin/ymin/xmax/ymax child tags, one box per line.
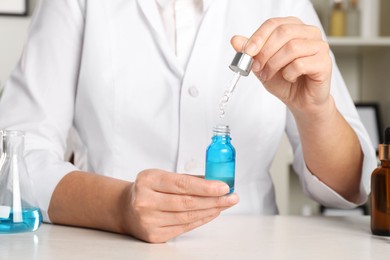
<box><xmin>218</xmin><ymin>72</ymin><xmax>241</xmax><ymax>119</ymax></box>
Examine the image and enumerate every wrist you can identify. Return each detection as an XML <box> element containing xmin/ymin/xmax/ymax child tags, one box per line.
<box><xmin>290</xmin><ymin>96</ymin><xmax>337</xmax><ymax>125</ymax></box>
<box><xmin>115</xmin><ymin>181</ymin><xmax>134</xmax><ymax>235</ymax></box>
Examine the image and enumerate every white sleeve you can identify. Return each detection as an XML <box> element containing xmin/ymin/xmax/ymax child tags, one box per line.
<box><xmin>285</xmin><ymin>0</ymin><xmax>377</xmax><ymax>209</ymax></box>
<box><xmin>0</xmin><ymin>0</ymin><xmax>86</xmax><ymax>221</ymax></box>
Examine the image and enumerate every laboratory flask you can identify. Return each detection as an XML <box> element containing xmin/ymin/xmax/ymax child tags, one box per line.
<box><xmin>0</xmin><ymin>130</ymin><xmax>42</xmax><ymax>233</ymax></box>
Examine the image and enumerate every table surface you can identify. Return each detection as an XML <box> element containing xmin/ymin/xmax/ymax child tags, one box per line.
<box><xmin>1</xmin><ymin>215</ymin><xmax>390</xmax><ymax>260</ymax></box>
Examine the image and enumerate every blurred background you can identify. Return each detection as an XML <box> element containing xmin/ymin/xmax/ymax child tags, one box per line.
<box><xmin>0</xmin><ymin>0</ymin><xmax>389</xmax><ymax>216</ymax></box>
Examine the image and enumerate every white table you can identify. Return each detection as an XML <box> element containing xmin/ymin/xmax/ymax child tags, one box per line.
<box><xmin>1</xmin><ymin>215</ymin><xmax>389</xmax><ymax>260</ymax></box>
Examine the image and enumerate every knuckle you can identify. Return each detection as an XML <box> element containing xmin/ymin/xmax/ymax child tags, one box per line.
<box><xmin>311</xmin><ymin>25</ymin><xmax>323</xmax><ymax>39</ymax></box>
<box><xmin>249</xmin><ymin>35</ymin><xmax>263</xmax><ymax>46</ymax></box>
<box><xmin>131</xmin><ymin>186</ymin><xmax>152</xmax><ymax>212</ymax></box>
<box><xmin>181</xmin><ymin>223</ymin><xmax>195</xmax><ymax>233</ymax></box>
<box><xmin>265</xmin><ymin>59</ymin><xmax>278</xmax><ymax>73</ymax></box>
<box><xmin>276</xmin><ymin>24</ymin><xmax>293</xmax><ymax>37</ymax></box>
<box><xmin>137</xmin><ymin>169</ymin><xmax>153</xmax><ymax>183</ymax></box>
<box><xmin>293</xmin><ymin>59</ymin><xmax>305</xmax><ymax>72</ymax></box>
<box><xmin>132</xmin><ymin>176</ymin><xmax>150</xmax><ymax>196</ymax></box>
<box><xmin>181</xmin><ymin>195</ymin><xmax>196</xmax><ymax>210</ymax></box>
<box><xmin>131</xmin><ymin>195</ymin><xmax>148</xmax><ymax>212</ymax></box>
<box><xmin>180</xmin><ymin>222</ymin><xmax>196</xmax><ymax>233</ymax></box>
<box><xmin>175</xmin><ymin>176</ymin><xmax>191</xmax><ymax>193</ymax></box>
<box><xmin>175</xmin><ymin>212</ymin><xmax>186</xmax><ymax>223</ymax></box>
<box><xmin>282</xmin><ymin>70</ymin><xmax>295</xmax><ymax>84</ymax></box>
<box><xmin>159</xmin><ymin>172</ymin><xmax>171</xmax><ymax>185</ymax></box>
<box><xmin>257</xmin><ymin>48</ymin><xmax>266</xmax><ymax>61</ymax></box>
<box><xmin>202</xmin><ymin>183</ymin><xmax>215</xmax><ymax>195</ymax></box>
<box><xmin>285</xmin><ymin>40</ymin><xmax>300</xmax><ymax>53</ymax></box>
<box><xmin>320</xmin><ymin>41</ymin><xmax>330</xmax><ymax>53</ymax></box>
<box><xmin>177</xmin><ymin>210</ymin><xmax>197</xmax><ymax>223</ymax></box>
<box><xmin>185</xmin><ymin>210</ymin><xmax>198</xmax><ymax>222</ymax></box>
<box><xmin>289</xmin><ymin>16</ymin><xmax>302</xmax><ymax>23</ymax></box>
<box><xmin>138</xmin><ymin>169</ymin><xmax>151</xmax><ymax>177</ymax></box>
<box><xmin>265</xmin><ymin>17</ymin><xmax>279</xmax><ymax>28</ymax></box>
<box><xmin>215</xmin><ymin>196</ymin><xmax>226</xmax><ymax>207</ymax></box>
<box><xmin>133</xmin><ymin>177</ymin><xmax>144</xmax><ymax>190</ymax></box>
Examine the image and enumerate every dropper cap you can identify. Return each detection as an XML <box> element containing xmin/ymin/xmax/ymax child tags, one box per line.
<box><xmin>378</xmin><ymin>127</ymin><xmax>390</xmax><ymax>161</ymax></box>
<box><xmin>229</xmin><ymin>52</ymin><xmax>253</xmax><ymax>76</ymax></box>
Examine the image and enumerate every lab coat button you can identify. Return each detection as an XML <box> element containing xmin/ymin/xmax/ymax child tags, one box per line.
<box><xmin>188</xmin><ymin>86</ymin><xmax>199</xmax><ymax>97</ymax></box>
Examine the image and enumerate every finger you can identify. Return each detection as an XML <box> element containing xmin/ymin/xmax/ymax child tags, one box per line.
<box><xmin>258</xmin><ymin>53</ymin><xmax>331</xmax><ymax>104</ymax></box>
<box><xmin>145</xmin><ymin>171</ymin><xmax>230</xmax><ymax>196</ymax></box>
<box><xmin>160</xmin><ymin>207</ymin><xmax>227</xmax><ymax>226</ymax></box>
<box><xmin>151</xmin><ymin>192</ymin><xmax>239</xmax><ymax>211</ymax></box>
<box><xmin>258</xmin><ymin>39</ymin><xmax>328</xmax><ymax>81</ymax></box>
<box><xmin>191</xmin><ymin>174</ymin><xmax>205</xmax><ymax>179</ymax></box>
<box><xmin>281</xmin><ymin>50</ymin><xmax>331</xmax><ymax>84</ymax></box>
<box><xmin>233</xmin><ymin>17</ymin><xmax>303</xmax><ymax>57</ymax></box>
<box><xmin>230</xmin><ymin>35</ymin><xmax>250</xmax><ymax>53</ymax></box>
<box><xmin>253</xmin><ymin>24</ymin><xmax>322</xmax><ymax>73</ymax></box>
<box><xmin>155</xmin><ymin>212</ymin><xmax>221</xmax><ymax>243</ymax></box>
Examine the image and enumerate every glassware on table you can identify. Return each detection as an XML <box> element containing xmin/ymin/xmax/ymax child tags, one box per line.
<box><xmin>0</xmin><ymin>130</ymin><xmax>42</xmax><ymax>233</ymax></box>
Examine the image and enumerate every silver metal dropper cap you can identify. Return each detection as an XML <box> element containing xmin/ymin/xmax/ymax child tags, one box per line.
<box><xmin>229</xmin><ymin>52</ymin><xmax>253</xmax><ymax>76</ymax></box>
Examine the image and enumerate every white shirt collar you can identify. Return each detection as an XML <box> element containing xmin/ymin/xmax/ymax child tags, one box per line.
<box><xmin>155</xmin><ymin>0</ymin><xmax>210</xmax><ymax>12</ymax></box>
<box><xmin>155</xmin><ymin>0</ymin><xmax>172</xmax><ymax>9</ymax></box>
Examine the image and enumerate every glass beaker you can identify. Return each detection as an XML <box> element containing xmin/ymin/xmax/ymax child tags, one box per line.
<box><xmin>0</xmin><ymin>130</ymin><xmax>42</xmax><ymax>233</ymax></box>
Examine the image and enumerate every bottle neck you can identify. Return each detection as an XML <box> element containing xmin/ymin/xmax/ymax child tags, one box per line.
<box><xmin>1</xmin><ymin>130</ymin><xmax>25</xmax><ymax>157</ymax></box>
<box><xmin>335</xmin><ymin>3</ymin><xmax>342</xmax><ymax>10</ymax></box>
<box><xmin>213</xmin><ymin>134</ymin><xmax>231</xmax><ymax>143</ymax></box>
<box><xmin>378</xmin><ymin>144</ymin><xmax>390</xmax><ymax>161</ymax></box>
<box><xmin>350</xmin><ymin>0</ymin><xmax>358</xmax><ymax>8</ymax></box>
<box><xmin>380</xmin><ymin>161</ymin><xmax>390</xmax><ymax>168</ymax></box>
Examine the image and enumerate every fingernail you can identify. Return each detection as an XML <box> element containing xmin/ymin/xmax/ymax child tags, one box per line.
<box><xmin>252</xmin><ymin>60</ymin><xmax>261</xmax><ymax>72</ymax></box>
<box><xmin>259</xmin><ymin>71</ymin><xmax>267</xmax><ymax>81</ymax></box>
<box><xmin>244</xmin><ymin>42</ymin><xmax>257</xmax><ymax>55</ymax></box>
<box><xmin>219</xmin><ymin>185</ymin><xmax>230</xmax><ymax>194</ymax></box>
<box><xmin>227</xmin><ymin>194</ymin><xmax>239</xmax><ymax>204</ymax></box>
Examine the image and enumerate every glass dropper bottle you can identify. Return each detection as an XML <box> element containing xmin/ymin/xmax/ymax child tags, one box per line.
<box><xmin>205</xmin><ymin>125</ymin><xmax>236</xmax><ymax>193</ymax></box>
<box><xmin>371</xmin><ymin>127</ymin><xmax>390</xmax><ymax>236</ymax></box>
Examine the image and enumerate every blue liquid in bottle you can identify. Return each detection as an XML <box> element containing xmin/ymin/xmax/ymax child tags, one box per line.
<box><xmin>0</xmin><ymin>207</ymin><xmax>42</xmax><ymax>233</ymax></box>
<box><xmin>205</xmin><ymin>125</ymin><xmax>235</xmax><ymax>193</ymax></box>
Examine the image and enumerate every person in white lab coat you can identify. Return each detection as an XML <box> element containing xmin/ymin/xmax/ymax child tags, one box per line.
<box><xmin>0</xmin><ymin>0</ymin><xmax>376</xmax><ymax>243</ymax></box>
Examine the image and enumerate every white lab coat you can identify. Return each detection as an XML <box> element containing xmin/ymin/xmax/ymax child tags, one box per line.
<box><xmin>0</xmin><ymin>0</ymin><xmax>377</xmax><ymax>221</ymax></box>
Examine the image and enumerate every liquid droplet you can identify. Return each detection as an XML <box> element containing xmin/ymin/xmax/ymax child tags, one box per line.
<box><xmin>218</xmin><ymin>72</ymin><xmax>241</xmax><ymax>119</ymax></box>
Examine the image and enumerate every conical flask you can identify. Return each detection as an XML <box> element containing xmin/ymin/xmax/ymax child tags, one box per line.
<box><xmin>0</xmin><ymin>130</ymin><xmax>42</xmax><ymax>233</ymax></box>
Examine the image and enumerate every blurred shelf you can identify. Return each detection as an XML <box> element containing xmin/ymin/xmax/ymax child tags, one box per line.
<box><xmin>328</xmin><ymin>37</ymin><xmax>390</xmax><ymax>54</ymax></box>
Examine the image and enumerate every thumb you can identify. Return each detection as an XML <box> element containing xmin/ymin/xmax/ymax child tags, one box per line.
<box><xmin>230</xmin><ymin>35</ymin><xmax>250</xmax><ymax>53</ymax></box>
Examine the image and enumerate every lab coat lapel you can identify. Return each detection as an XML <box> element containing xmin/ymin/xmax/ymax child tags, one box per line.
<box><xmin>136</xmin><ymin>0</ymin><xmax>184</xmax><ymax>77</ymax></box>
<box><xmin>136</xmin><ymin>0</ymin><xmax>165</xmax><ymax>38</ymax></box>
<box><xmin>183</xmin><ymin>0</ymin><xmax>228</xmax><ymax>81</ymax></box>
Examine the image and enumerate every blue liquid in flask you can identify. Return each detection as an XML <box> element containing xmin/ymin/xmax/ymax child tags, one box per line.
<box><xmin>0</xmin><ymin>130</ymin><xmax>43</xmax><ymax>234</ymax></box>
<box><xmin>0</xmin><ymin>207</ymin><xmax>42</xmax><ymax>234</ymax></box>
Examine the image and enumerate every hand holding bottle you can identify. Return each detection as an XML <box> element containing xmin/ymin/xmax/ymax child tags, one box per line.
<box><xmin>121</xmin><ymin>169</ymin><xmax>239</xmax><ymax>243</ymax></box>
